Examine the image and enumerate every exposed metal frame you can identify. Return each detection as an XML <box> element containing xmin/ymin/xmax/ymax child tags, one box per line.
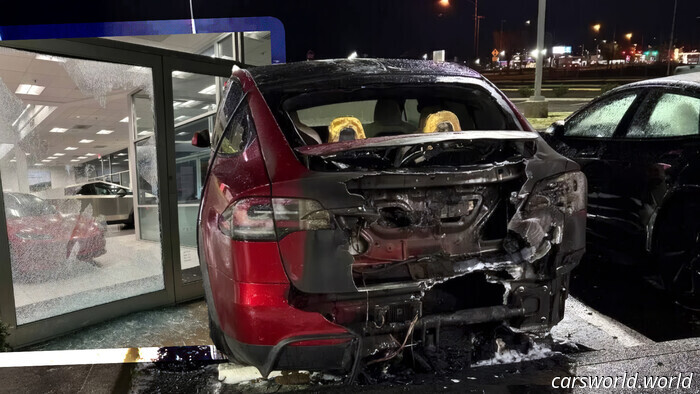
<box><xmin>0</xmin><ymin>37</ymin><xmax>239</xmax><ymax>347</ymax></box>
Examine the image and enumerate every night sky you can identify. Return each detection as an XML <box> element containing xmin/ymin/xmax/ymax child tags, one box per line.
<box><xmin>0</xmin><ymin>0</ymin><xmax>698</xmax><ymax>62</ymax></box>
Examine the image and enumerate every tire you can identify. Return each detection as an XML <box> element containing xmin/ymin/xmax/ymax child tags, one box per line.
<box><xmin>654</xmin><ymin>198</ymin><xmax>700</xmax><ymax>310</ymax></box>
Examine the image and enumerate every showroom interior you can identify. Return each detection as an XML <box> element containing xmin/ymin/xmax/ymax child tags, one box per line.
<box><xmin>0</xmin><ymin>31</ymin><xmax>272</xmax><ymax>347</ymax></box>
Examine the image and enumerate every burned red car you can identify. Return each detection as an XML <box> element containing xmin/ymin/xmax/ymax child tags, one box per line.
<box><xmin>4</xmin><ymin>192</ymin><xmax>106</xmax><ymax>279</ymax></box>
<box><xmin>195</xmin><ymin>59</ymin><xmax>586</xmax><ymax>377</ymax></box>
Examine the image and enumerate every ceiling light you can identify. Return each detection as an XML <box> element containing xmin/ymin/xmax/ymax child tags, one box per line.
<box><xmin>85</xmin><ymin>153</ymin><xmax>96</xmax><ymax>157</ymax></box>
<box><xmin>34</xmin><ymin>163</ymin><xmax>43</xmax><ymax>166</ymax></box>
<box><xmin>78</xmin><ymin>156</ymin><xmax>87</xmax><ymax>159</ymax></box>
<box><xmin>12</xmin><ymin>104</ymin><xmax>31</xmax><ymax>127</ymax></box>
<box><xmin>15</xmin><ymin>84</ymin><xmax>45</xmax><ymax>95</ymax></box>
<box><xmin>198</xmin><ymin>84</ymin><xmax>216</xmax><ymax>95</ymax></box>
<box><xmin>47</xmin><ymin>156</ymin><xmax>57</xmax><ymax>159</ymax></box>
<box><xmin>49</xmin><ymin>127</ymin><xmax>68</xmax><ymax>133</ymax></box>
<box><xmin>119</xmin><ymin>117</ymin><xmax>129</xmax><ymax>123</ymax></box>
<box><xmin>138</xmin><ymin>130</ymin><xmax>154</xmax><ymax>136</ymax></box>
<box><xmin>96</xmin><ymin>130</ymin><xmax>113</xmax><ymax>135</ymax></box>
<box><xmin>9</xmin><ymin>159</ymin><xmax>16</xmax><ymax>163</ymax></box>
<box><xmin>117</xmin><ymin>153</ymin><xmax>127</xmax><ymax>156</ymax></box>
<box><xmin>65</xmin><ymin>147</ymin><xmax>78</xmax><ymax>151</ymax></box>
<box><xmin>41</xmin><ymin>159</ymin><xmax>51</xmax><ymax>163</ymax></box>
<box><xmin>79</xmin><ymin>139</ymin><xmax>94</xmax><ymax>143</ymax></box>
<box><xmin>174</xmin><ymin>116</ymin><xmax>188</xmax><ymax>122</ymax></box>
<box><xmin>70</xmin><ymin>159</ymin><xmax>80</xmax><ymax>162</ymax></box>
<box><xmin>54</xmin><ymin>153</ymin><xmax>65</xmax><ymax>156</ymax></box>
<box><xmin>35</xmin><ymin>54</ymin><xmax>67</xmax><ymax>63</ymax></box>
<box><xmin>123</xmin><ymin>159</ymin><xmax>129</xmax><ymax>162</ymax></box>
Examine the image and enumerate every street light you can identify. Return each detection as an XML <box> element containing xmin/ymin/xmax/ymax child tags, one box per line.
<box><xmin>625</xmin><ymin>33</ymin><xmax>633</xmax><ymax>40</ymax></box>
<box><xmin>592</xmin><ymin>24</ymin><xmax>601</xmax><ymax>33</ymax></box>
<box><xmin>348</xmin><ymin>51</ymin><xmax>358</xmax><ymax>60</ymax></box>
<box><xmin>439</xmin><ymin>0</ymin><xmax>450</xmax><ymax>6</ymax></box>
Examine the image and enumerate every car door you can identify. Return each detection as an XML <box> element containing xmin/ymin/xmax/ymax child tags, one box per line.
<box><xmin>546</xmin><ymin>89</ymin><xmax>647</xmax><ymax>255</ymax></box>
<box><xmin>617</xmin><ymin>88</ymin><xmax>700</xmax><ymax>250</ymax></box>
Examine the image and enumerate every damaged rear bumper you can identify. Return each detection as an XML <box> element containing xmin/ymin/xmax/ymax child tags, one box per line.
<box><xmin>221</xmin><ymin>248</ymin><xmax>582</xmax><ymax>376</ymax></box>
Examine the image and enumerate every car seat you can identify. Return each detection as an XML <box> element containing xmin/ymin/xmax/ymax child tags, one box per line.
<box><xmin>328</xmin><ymin>117</ymin><xmax>366</xmax><ymax>142</ymax></box>
<box><xmin>364</xmin><ymin>100</ymin><xmax>414</xmax><ymax>136</ymax></box>
<box><xmin>289</xmin><ymin>112</ymin><xmax>322</xmax><ymax>145</ymax></box>
<box><xmin>421</xmin><ymin>111</ymin><xmax>462</xmax><ymax>133</ymax></box>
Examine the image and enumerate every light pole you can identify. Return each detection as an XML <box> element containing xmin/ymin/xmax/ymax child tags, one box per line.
<box><xmin>500</xmin><ymin>19</ymin><xmax>506</xmax><ymax>51</ymax></box>
<box><xmin>533</xmin><ymin>0</ymin><xmax>546</xmax><ymax>101</ymax></box>
<box><xmin>523</xmin><ymin>0</ymin><xmax>548</xmax><ymax>118</ymax></box>
<box><xmin>438</xmin><ymin>0</ymin><xmax>481</xmax><ymax>64</ymax></box>
<box><xmin>667</xmin><ymin>0</ymin><xmax>678</xmax><ymax>75</ymax></box>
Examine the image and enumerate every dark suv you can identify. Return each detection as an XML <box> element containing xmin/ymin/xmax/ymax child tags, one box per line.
<box><xmin>195</xmin><ymin>59</ymin><xmax>586</xmax><ymax>377</ymax></box>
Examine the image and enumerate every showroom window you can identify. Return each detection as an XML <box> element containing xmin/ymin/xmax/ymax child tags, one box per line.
<box><xmin>0</xmin><ymin>46</ymin><xmax>166</xmax><ymax>325</ymax></box>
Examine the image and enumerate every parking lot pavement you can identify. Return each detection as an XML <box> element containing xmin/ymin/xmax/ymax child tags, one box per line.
<box><xmin>2</xmin><ymin>335</ymin><xmax>699</xmax><ymax>392</ymax></box>
<box><xmin>551</xmin><ymin>297</ymin><xmax>653</xmax><ymax>351</ymax></box>
<box><xmin>5</xmin><ymin>294</ymin><xmax>688</xmax><ymax>392</ymax></box>
<box><xmin>510</xmin><ymin>97</ymin><xmax>592</xmax><ymax>114</ymax></box>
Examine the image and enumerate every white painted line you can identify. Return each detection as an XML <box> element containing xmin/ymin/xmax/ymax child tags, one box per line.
<box><xmin>218</xmin><ymin>363</ymin><xmax>282</xmax><ymax>385</ymax></box>
<box><xmin>0</xmin><ymin>346</ymin><xmax>223</xmax><ymax>368</ymax></box>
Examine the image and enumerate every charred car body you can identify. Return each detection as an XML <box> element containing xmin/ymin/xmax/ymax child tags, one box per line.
<box><xmin>543</xmin><ymin>73</ymin><xmax>700</xmax><ymax>309</ymax></box>
<box><xmin>196</xmin><ymin>59</ymin><xmax>586</xmax><ymax>377</ymax></box>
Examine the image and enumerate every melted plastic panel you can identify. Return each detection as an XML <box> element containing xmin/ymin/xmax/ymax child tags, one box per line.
<box><xmin>0</xmin><ymin>47</ymin><xmax>165</xmax><ymax>325</ymax></box>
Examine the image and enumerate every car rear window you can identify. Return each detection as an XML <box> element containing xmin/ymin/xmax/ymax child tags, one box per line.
<box><xmin>281</xmin><ymin>84</ymin><xmax>520</xmax><ymax>146</ymax></box>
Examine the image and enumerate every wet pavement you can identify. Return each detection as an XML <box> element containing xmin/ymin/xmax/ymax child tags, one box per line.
<box><xmin>5</xmin><ymin>251</ymin><xmax>700</xmax><ymax>392</ymax></box>
<box><xmin>3</xmin><ymin>337</ymin><xmax>700</xmax><ymax>393</ymax></box>
<box><xmin>569</xmin><ymin>253</ymin><xmax>700</xmax><ymax>342</ymax></box>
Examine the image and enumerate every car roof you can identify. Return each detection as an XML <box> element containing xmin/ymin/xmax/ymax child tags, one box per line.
<box><xmin>247</xmin><ymin>59</ymin><xmax>483</xmax><ymax>91</ymax></box>
<box><xmin>615</xmin><ymin>71</ymin><xmax>700</xmax><ymax>92</ymax></box>
<box><xmin>63</xmin><ymin>181</ymin><xmax>129</xmax><ymax>189</ymax></box>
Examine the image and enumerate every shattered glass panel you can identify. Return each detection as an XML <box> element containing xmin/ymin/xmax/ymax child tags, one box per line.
<box><xmin>628</xmin><ymin>93</ymin><xmax>700</xmax><ymax>138</ymax></box>
<box><xmin>564</xmin><ymin>93</ymin><xmax>637</xmax><ymax>138</ymax></box>
<box><xmin>0</xmin><ymin>47</ymin><xmax>164</xmax><ymax>325</ymax></box>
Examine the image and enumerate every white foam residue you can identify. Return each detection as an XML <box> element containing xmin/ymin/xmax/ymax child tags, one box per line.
<box><xmin>474</xmin><ymin>342</ymin><xmax>554</xmax><ymax>367</ymax></box>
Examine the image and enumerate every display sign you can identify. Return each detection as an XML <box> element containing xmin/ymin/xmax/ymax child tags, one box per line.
<box><xmin>552</xmin><ymin>46</ymin><xmax>573</xmax><ymax>55</ymax></box>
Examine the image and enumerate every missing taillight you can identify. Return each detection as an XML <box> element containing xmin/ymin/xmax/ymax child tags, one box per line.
<box><xmin>218</xmin><ymin>197</ymin><xmax>331</xmax><ymax>241</ymax></box>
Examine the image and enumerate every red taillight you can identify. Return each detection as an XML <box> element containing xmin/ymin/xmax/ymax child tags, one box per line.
<box><xmin>219</xmin><ymin>197</ymin><xmax>331</xmax><ymax>241</ymax></box>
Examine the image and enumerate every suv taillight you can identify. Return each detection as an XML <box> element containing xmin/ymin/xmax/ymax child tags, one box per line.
<box><xmin>218</xmin><ymin>197</ymin><xmax>331</xmax><ymax>241</ymax></box>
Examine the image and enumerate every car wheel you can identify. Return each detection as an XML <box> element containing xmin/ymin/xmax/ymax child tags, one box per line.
<box><xmin>655</xmin><ymin>200</ymin><xmax>700</xmax><ymax>310</ymax></box>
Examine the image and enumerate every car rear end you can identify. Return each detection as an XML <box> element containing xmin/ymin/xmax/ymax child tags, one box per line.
<box><xmin>199</xmin><ymin>59</ymin><xmax>586</xmax><ymax>377</ymax></box>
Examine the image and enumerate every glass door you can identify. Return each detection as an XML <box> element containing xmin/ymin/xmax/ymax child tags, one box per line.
<box><xmin>163</xmin><ymin>57</ymin><xmax>236</xmax><ymax>301</ymax></box>
<box><xmin>0</xmin><ymin>44</ymin><xmax>172</xmax><ymax>336</ymax></box>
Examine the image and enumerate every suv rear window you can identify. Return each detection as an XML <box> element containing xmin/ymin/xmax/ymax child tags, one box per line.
<box><xmin>280</xmin><ymin>84</ymin><xmax>519</xmax><ymax>147</ymax></box>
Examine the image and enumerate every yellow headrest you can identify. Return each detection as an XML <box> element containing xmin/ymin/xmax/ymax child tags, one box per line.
<box><xmin>328</xmin><ymin>117</ymin><xmax>366</xmax><ymax>143</ymax></box>
<box><xmin>421</xmin><ymin>111</ymin><xmax>461</xmax><ymax>133</ymax></box>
